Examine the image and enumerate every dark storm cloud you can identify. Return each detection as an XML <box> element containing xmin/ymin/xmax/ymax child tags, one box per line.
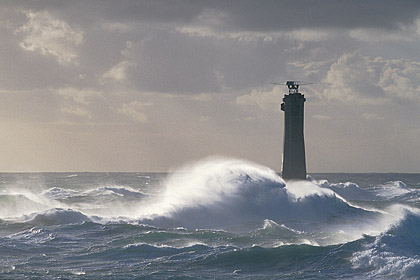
<box><xmin>5</xmin><ymin>0</ymin><xmax>203</xmax><ymax>26</ymax></box>
<box><xmin>206</xmin><ymin>0</ymin><xmax>420</xmax><ymax>31</ymax></box>
<box><xmin>6</xmin><ymin>0</ymin><xmax>420</xmax><ymax>31</ymax></box>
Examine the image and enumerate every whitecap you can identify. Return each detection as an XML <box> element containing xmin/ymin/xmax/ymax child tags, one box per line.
<box><xmin>351</xmin><ymin>208</ymin><xmax>420</xmax><ymax>278</ymax></box>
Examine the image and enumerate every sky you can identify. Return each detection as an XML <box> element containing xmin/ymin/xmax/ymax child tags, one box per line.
<box><xmin>1</xmin><ymin>0</ymin><xmax>420</xmax><ymax>172</ymax></box>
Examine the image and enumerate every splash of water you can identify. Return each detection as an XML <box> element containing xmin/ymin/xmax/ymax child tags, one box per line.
<box><xmin>135</xmin><ymin>157</ymin><xmax>377</xmax><ymax>236</ymax></box>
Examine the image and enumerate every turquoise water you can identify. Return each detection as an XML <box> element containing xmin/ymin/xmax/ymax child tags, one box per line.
<box><xmin>1</xmin><ymin>158</ymin><xmax>420</xmax><ymax>279</ymax></box>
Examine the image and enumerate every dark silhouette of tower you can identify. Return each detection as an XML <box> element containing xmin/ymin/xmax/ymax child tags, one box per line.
<box><xmin>280</xmin><ymin>81</ymin><xmax>307</xmax><ymax>180</ymax></box>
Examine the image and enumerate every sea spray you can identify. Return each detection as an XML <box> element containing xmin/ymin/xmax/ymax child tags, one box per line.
<box><xmin>352</xmin><ymin>208</ymin><xmax>420</xmax><ymax>278</ymax></box>
<box><xmin>137</xmin><ymin>157</ymin><xmax>377</xmax><ymax>238</ymax></box>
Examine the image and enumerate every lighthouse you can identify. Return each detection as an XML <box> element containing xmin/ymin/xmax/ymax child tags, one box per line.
<box><xmin>280</xmin><ymin>81</ymin><xmax>307</xmax><ymax>180</ymax></box>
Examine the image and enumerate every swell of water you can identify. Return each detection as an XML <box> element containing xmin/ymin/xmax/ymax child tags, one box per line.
<box><xmin>352</xmin><ymin>209</ymin><xmax>420</xmax><ymax>278</ymax></box>
<box><xmin>1</xmin><ymin>158</ymin><xmax>420</xmax><ymax>279</ymax></box>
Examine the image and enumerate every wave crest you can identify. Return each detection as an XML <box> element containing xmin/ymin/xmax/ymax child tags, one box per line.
<box><xmin>140</xmin><ymin>157</ymin><xmax>373</xmax><ymax>233</ymax></box>
<box><xmin>352</xmin><ymin>208</ymin><xmax>420</xmax><ymax>278</ymax></box>
<box><xmin>22</xmin><ymin>208</ymin><xmax>91</xmax><ymax>226</ymax></box>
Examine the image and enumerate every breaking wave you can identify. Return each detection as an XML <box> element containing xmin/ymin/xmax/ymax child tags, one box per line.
<box><xmin>22</xmin><ymin>208</ymin><xmax>91</xmax><ymax>226</ymax></box>
<box><xmin>374</xmin><ymin>181</ymin><xmax>414</xmax><ymax>200</ymax></box>
<box><xmin>352</xmin><ymin>208</ymin><xmax>420</xmax><ymax>278</ymax></box>
<box><xmin>317</xmin><ymin>180</ymin><xmax>377</xmax><ymax>201</ymax></box>
<box><xmin>42</xmin><ymin>186</ymin><xmax>146</xmax><ymax>200</ymax></box>
<box><xmin>0</xmin><ymin>193</ymin><xmax>52</xmax><ymax>218</ymax></box>
<box><xmin>136</xmin><ymin>157</ymin><xmax>379</xmax><ymax>239</ymax></box>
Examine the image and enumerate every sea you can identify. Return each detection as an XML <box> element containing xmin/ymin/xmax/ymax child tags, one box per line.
<box><xmin>1</xmin><ymin>157</ymin><xmax>420</xmax><ymax>279</ymax></box>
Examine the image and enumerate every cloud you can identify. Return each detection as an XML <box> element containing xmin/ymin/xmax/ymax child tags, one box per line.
<box><xmin>6</xmin><ymin>1</ymin><xmax>420</xmax><ymax>35</ymax></box>
<box><xmin>321</xmin><ymin>53</ymin><xmax>420</xmax><ymax>104</ymax></box>
<box><xmin>117</xmin><ymin>101</ymin><xmax>153</xmax><ymax>123</ymax></box>
<box><xmin>377</xmin><ymin>58</ymin><xmax>420</xmax><ymax>101</ymax></box>
<box><xmin>322</xmin><ymin>53</ymin><xmax>387</xmax><ymax>103</ymax></box>
<box><xmin>180</xmin><ymin>0</ymin><xmax>420</xmax><ymax>32</ymax></box>
<box><xmin>17</xmin><ymin>10</ymin><xmax>83</xmax><ymax>65</ymax></box>
<box><xmin>288</xmin><ymin>59</ymin><xmax>336</xmax><ymax>76</ymax></box>
<box><xmin>57</xmin><ymin>87</ymin><xmax>101</xmax><ymax>105</ymax></box>
<box><xmin>349</xmin><ymin>28</ymin><xmax>418</xmax><ymax>43</ymax></box>
<box><xmin>57</xmin><ymin>87</ymin><xmax>102</xmax><ymax>119</ymax></box>
<box><xmin>236</xmin><ymin>87</ymin><xmax>282</xmax><ymax>111</ymax></box>
<box><xmin>102</xmin><ymin>60</ymin><xmax>132</xmax><ymax>82</ymax></box>
<box><xmin>362</xmin><ymin>113</ymin><xmax>384</xmax><ymax>120</ymax></box>
<box><xmin>176</xmin><ymin>25</ymin><xmax>332</xmax><ymax>44</ymax></box>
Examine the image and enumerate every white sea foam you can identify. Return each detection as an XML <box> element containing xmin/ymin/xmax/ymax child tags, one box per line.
<box><xmin>133</xmin><ymin>157</ymin><xmax>379</xmax><ymax>239</ymax></box>
<box><xmin>42</xmin><ymin>187</ymin><xmax>80</xmax><ymax>200</ymax></box>
<box><xmin>42</xmin><ymin>185</ymin><xmax>146</xmax><ymax>200</ymax></box>
<box><xmin>375</xmin><ymin>181</ymin><xmax>412</xmax><ymax>199</ymax></box>
<box><xmin>21</xmin><ymin>208</ymin><xmax>91</xmax><ymax>226</ymax></box>
<box><xmin>0</xmin><ymin>190</ymin><xmax>60</xmax><ymax>219</ymax></box>
<box><xmin>317</xmin><ymin>180</ymin><xmax>377</xmax><ymax>201</ymax></box>
<box><xmin>351</xmin><ymin>206</ymin><xmax>420</xmax><ymax>278</ymax></box>
<box><xmin>85</xmin><ymin>186</ymin><xmax>146</xmax><ymax>198</ymax></box>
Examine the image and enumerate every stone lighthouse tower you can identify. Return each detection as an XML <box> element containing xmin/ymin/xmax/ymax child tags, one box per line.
<box><xmin>280</xmin><ymin>81</ymin><xmax>307</xmax><ymax>180</ymax></box>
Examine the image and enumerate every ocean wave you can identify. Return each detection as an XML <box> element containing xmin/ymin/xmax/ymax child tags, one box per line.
<box><xmin>9</xmin><ymin>227</ymin><xmax>57</xmax><ymax>243</ymax></box>
<box><xmin>83</xmin><ymin>242</ymin><xmax>215</xmax><ymax>261</ymax></box>
<box><xmin>42</xmin><ymin>185</ymin><xmax>146</xmax><ymax>201</ymax></box>
<box><xmin>201</xmin><ymin>243</ymin><xmax>337</xmax><ymax>276</ymax></box>
<box><xmin>41</xmin><ymin>187</ymin><xmax>80</xmax><ymax>200</ymax></box>
<box><xmin>137</xmin><ymin>157</ymin><xmax>376</xmax><ymax>235</ymax></box>
<box><xmin>86</xmin><ymin>186</ymin><xmax>146</xmax><ymax>198</ymax></box>
<box><xmin>21</xmin><ymin>208</ymin><xmax>91</xmax><ymax>226</ymax></box>
<box><xmin>0</xmin><ymin>193</ymin><xmax>51</xmax><ymax>218</ymax></box>
<box><xmin>317</xmin><ymin>180</ymin><xmax>377</xmax><ymax>201</ymax></box>
<box><xmin>351</xmin><ymin>207</ymin><xmax>420</xmax><ymax>279</ymax></box>
<box><xmin>374</xmin><ymin>181</ymin><xmax>413</xmax><ymax>199</ymax></box>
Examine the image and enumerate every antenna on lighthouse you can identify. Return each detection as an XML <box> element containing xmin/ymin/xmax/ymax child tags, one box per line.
<box><xmin>271</xmin><ymin>81</ymin><xmax>314</xmax><ymax>94</ymax></box>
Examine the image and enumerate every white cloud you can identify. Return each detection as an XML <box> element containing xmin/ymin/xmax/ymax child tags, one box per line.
<box><xmin>100</xmin><ymin>41</ymin><xmax>136</xmax><ymax>84</ymax></box>
<box><xmin>177</xmin><ymin>25</ymin><xmax>331</xmax><ymax>43</ymax></box>
<box><xmin>188</xmin><ymin>93</ymin><xmax>213</xmax><ymax>102</ymax></box>
<box><xmin>102</xmin><ymin>60</ymin><xmax>132</xmax><ymax>82</ymax></box>
<box><xmin>57</xmin><ymin>88</ymin><xmax>102</xmax><ymax>118</ymax></box>
<box><xmin>288</xmin><ymin>59</ymin><xmax>335</xmax><ymax>76</ymax></box>
<box><xmin>236</xmin><ymin>87</ymin><xmax>282</xmax><ymax>111</ymax></box>
<box><xmin>322</xmin><ymin>53</ymin><xmax>420</xmax><ymax>104</ymax></box>
<box><xmin>60</xmin><ymin>106</ymin><xmax>90</xmax><ymax>117</ymax></box>
<box><xmin>377</xmin><ymin>58</ymin><xmax>420</xmax><ymax>101</ymax></box>
<box><xmin>349</xmin><ymin>28</ymin><xmax>416</xmax><ymax>43</ymax></box>
<box><xmin>17</xmin><ymin>10</ymin><xmax>83</xmax><ymax>64</ymax></box>
<box><xmin>118</xmin><ymin>101</ymin><xmax>153</xmax><ymax>123</ymax></box>
<box><xmin>57</xmin><ymin>87</ymin><xmax>101</xmax><ymax>105</ymax></box>
<box><xmin>322</xmin><ymin>53</ymin><xmax>385</xmax><ymax>103</ymax></box>
<box><xmin>176</xmin><ymin>25</ymin><xmax>284</xmax><ymax>42</ymax></box>
<box><xmin>362</xmin><ymin>113</ymin><xmax>384</xmax><ymax>120</ymax></box>
<box><xmin>284</xmin><ymin>29</ymin><xmax>331</xmax><ymax>42</ymax></box>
